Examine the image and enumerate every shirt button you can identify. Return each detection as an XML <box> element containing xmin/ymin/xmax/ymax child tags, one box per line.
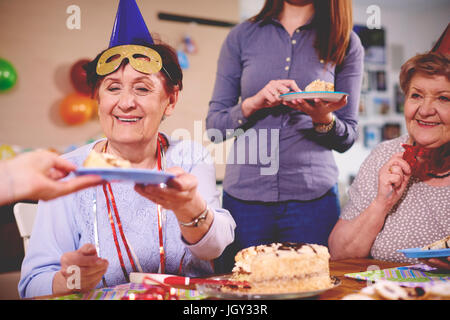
<box><xmin>238</xmin><ymin>119</ymin><xmax>243</xmax><ymax>124</ymax></box>
<box><xmin>285</xmin><ymin>66</ymin><xmax>289</xmax><ymax>71</ymax></box>
<box><xmin>320</xmin><ymin>59</ymin><xmax>324</xmax><ymax>64</ymax></box>
<box><xmin>286</xmin><ymin>57</ymin><xmax>291</xmax><ymax>62</ymax></box>
<box><xmin>296</xmin><ymin>29</ymin><xmax>300</xmax><ymax>33</ymax></box>
<box><xmin>291</xmin><ymin>39</ymin><xmax>297</xmax><ymax>44</ymax></box>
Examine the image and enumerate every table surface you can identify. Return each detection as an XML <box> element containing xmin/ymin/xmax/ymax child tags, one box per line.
<box><xmin>34</xmin><ymin>258</ymin><xmax>412</xmax><ymax>300</ymax></box>
<box><xmin>319</xmin><ymin>258</ymin><xmax>409</xmax><ymax>300</ymax></box>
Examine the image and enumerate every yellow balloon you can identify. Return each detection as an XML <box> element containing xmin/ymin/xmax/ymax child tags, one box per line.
<box><xmin>0</xmin><ymin>144</ymin><xmax>16</xmax><ymax>160</ymax></box>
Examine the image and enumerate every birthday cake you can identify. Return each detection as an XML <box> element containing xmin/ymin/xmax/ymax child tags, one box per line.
<box><xmin>83</xmin><ymin>150</ymin><xmax>131</xmax><ymax>168</ymax></box>
<box><xmin>305</xmin><ymin>79</ymin><xmax>334</xmax><ymax>92</ymax></box>
<box><xmin>225</xmin><ymin>242</ymin><xmax>332</xmax><ymax>294</ymax></box>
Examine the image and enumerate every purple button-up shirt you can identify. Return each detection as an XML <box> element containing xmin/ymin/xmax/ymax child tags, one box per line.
<box><xmin>206</xmin><ymin>18</ymin><xmax>364</xmax><ymax>202</ymax></box>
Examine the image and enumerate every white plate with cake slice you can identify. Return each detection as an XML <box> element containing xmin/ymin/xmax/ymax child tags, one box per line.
<box><xmin>196</xmin><ymin>275</ymin><xmax>340</xmax><ymax>300</ymax></box>
<box><xmin>280</xmin><ymin>91</ymin><xmax>348</xmax><ymax>103</ymax></box>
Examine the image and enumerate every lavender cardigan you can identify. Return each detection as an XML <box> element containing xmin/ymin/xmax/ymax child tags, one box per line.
<box><xmin>19</xmin><ymin>137</ymin><xmax>236</xmax><ymax>298</ymax></box>
<box><xmin>207</xmin><ymin>18</ymin><xmax>364</xmax><ymax>201</ymax></box>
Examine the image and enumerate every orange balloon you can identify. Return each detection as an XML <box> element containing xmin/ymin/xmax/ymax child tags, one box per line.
<box><xmin>47</xmin><ymin>147</ymin><xmax>60</xmax><ymax>155</ymax></box>
<box><xmin>59</xmin><ymin>93</ymin><xmax>96</xmax><ymax>125</ymax></box>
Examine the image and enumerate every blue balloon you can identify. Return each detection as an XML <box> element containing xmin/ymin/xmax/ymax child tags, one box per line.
<box><xmin>177</xmin><ymin>50</ymin><xmax>189</xmax><ymax>69</ymax></box>
<box><xmin>64</xmin><ymin>144</ymin><xmax>78</xmax><ymax>153</ymax></box>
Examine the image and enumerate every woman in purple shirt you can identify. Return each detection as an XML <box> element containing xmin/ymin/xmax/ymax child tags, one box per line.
<box><xmin>206</xmin><ymin>0</ymin><xmax>364</xmax><ymax>273</ymax></box>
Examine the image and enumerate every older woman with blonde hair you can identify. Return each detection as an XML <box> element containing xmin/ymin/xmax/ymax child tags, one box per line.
<box><xmin>329</xmin><ymin>52</ymin><xmax>450</xmax><ymax>269</ymax></box>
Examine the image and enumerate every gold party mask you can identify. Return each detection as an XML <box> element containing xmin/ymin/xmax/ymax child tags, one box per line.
<box><xmin>96</xmin><ymin>45</ymin><xmax>163</xmax><ymax>76</ymax></box>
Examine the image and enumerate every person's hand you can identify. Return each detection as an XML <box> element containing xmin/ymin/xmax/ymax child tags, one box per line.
<box><xmin>134</xmin><ymin>167</ymin><xmax>206</xmax><ymax>224</ymax></box>
<box><xmin>419</xmin><ymin>257</ymin><xmax>450</xmax><ymax>271</ymax></box>
<box><xmin>53</xmin><ymin>244</ymin><xmax>108</xmax><ymax>294</ymax></box>
<box><xmin>3</xmin><ymin>150</ymin><xmax>103</xmax><ymax>203</ymax></box>
<box><xmin>241</xmin><ymin>79</ymin><xmax>301</xmax><ymax>117</ymax></box>
<box><xmin>284</xmin><ymin>95</ymin><xmax>348</xmax><ymax>124</ymax></box>
<box><xmin>374</xmin><ymin>152</ymin><xmax>412</xmax><ymax>212</ymax></box>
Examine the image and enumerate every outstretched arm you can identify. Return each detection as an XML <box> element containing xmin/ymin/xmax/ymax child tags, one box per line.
<box><xmin>0</xmin><ymin>150</ymin><xmax>102</xmax><ymax>206</ymax></box>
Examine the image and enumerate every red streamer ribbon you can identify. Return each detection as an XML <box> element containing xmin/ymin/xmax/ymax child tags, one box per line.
<box><xmin>402</xmin><ymin>143</ymin><xmax>450</xmax><ymax>179</ymax></box>
<box><xmin>103</xmin><ymin>183</ymin><xmax>138</xmax><ymax>280</ymax></box>
<box><xmin>101</xmin><ymin>134</ymin><xmax>174</xmax><ymax>282</ymax></box>
<box><xmin>122</xmin><ymin>276</ymin><xmax>178</xmax><ymax>300</ymax></box>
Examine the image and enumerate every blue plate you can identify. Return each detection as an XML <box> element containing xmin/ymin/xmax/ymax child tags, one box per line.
<box><xmin>75</xmin><ymin>167</ymin><xmax>175</xmax><ymax>185</ymax></box>
<box><xmin>398</xmin><ymin>247</ymin><xmax>450</xmax><ymax>259</ymax></box>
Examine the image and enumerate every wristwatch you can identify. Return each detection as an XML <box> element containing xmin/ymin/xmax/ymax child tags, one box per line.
<box><xmin>313</xmin><ymin>114</ymin><xmax>336</xmax><ymax>133</ymax></box>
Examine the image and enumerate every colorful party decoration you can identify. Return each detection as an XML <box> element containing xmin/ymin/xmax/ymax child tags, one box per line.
<box><xmin>1</xmin><ymin>133</ymin><xmax>105</xmax><ymax>161</ymax></box>
<box><xmin>94</xmin><ymin>0</ymin><xmax>165</xmax><ymax>80</ymax></box>
<box><xmin>42</xmin><ymin>282</ymin><xmax>204</xmax><ymax>300</ymax></box>
<box><xmin>345</xmin><ymin>263</ymin><xmax>450</xmax><ymax>287</ymax></box>
<box><xmin>46</xmin><ymin>148</ymin><xmax>61</xmax><ymax>155</ymax></box>
<box><xmin>108</xmin><ymin>0</ymin><xmax>155</xmax><ymax>47</ymax></box>
<box><xmin>0</xmin><ymin>58</ymin><xmax>18</xmax><ymax>92</ymax></box>
<box><xmin>70</xmin><ymin>59</ymin><xmax>91</xmax><ymax>95</ymax></box>
<box><xmin>177</xmin><ymin>50</ymin><xmax>189</xmax><ymax>69</ymax></box>
<box><xmin>59</xmin><ymin>93</ymin><xmax>96</xmax><ymax>125</ymax></box>
<box><xmin>0</xmin><ymin>144</ymin><xmax>16</xmax><ymax>160</ymax></box>
<box><xmin>64</xmin><ymin>144</ymin><xmax>78</xmax><ymax>154</ymax></box>
<box><xmin>182</xmin><ymin>34</ymin><xmax>197</xmax><ymax>54</ymax></box>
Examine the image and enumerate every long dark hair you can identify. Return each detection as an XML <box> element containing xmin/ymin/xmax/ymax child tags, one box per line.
<box><xmin>250</xmin><ymin>0</ymin><xmax>353</xmax><ymax>66</ymax></box>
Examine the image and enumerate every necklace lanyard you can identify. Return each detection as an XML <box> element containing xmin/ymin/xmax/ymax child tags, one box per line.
<box><xmin>99</xmin><ymin>134</ymin><xmax>168</xmax><ymax>282</ymax></box>
<box><xmin>155</xmin><ymin>135</ymin><xmax>166</xmax><ymax>274</ymax></box>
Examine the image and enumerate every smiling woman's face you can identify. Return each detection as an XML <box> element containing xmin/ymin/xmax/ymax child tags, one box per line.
<box><xmin>404</xmin><ymin>74</ymin><xmax>450</xmax><ymax>148</ymax></box>
<box><xmin>97</xmin><ymin>63</ymin><xmax>177</xmax><ymax>146</ymax></box>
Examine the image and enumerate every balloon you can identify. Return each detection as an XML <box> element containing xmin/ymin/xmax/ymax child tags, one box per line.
<box><xmin>47</xmin><ymin>148</ymin><xmax>60</xmax><ymax>154</ymax></box>
<box><xmin>183</xmin><ymin>35</ymin><xmax>197</xmax><ymax>54</ymax></box>
<box><xmin>59</xmin><ymin>93</ymin><xmax>96</xmax><ymax>125</ymax></box>
<box><xmin>0</xmin><ymin>144</ymin><xmax>16</xmax><ymax>160</ymax></box>
<box><xmin>0</xmin><ymin>58</ymin><xmax>18</xmax><ymax>92</ymax></box>
<box><xmin>177</xmin><ymin>50</ymin><xmax>189</xmax><ymax>70</ymax></box>
<box><xmin>64</xmin><ymin>144</ymin><xmax>78</xmax><ymax>153</ymax></box>
<box><xmin>70</xmin><ymin>59</ymin><xmax>91</xmax><ymax>95</ymax></box>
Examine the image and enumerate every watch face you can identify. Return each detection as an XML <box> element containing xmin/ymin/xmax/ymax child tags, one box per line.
<box><xmin>315</xmin><ymin>126</ymin><xmax>330</xmax><ymax>133</ymax></box>
<box><xmin>314</xmin><ymin>116</ymin><xmax>335</xmax><ymax>133</ymax></box>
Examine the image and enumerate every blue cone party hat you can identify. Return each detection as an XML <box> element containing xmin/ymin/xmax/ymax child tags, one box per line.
<box><xmin>108</xmin><ymin>0</ymin><xmax>154</xmax><ymax>47</ymax></box>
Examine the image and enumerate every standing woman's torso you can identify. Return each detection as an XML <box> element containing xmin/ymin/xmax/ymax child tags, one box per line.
<box><xmin>209</xmin><ymin>19</ymin><xmax>364</xmax><ymax>202</ymax></box>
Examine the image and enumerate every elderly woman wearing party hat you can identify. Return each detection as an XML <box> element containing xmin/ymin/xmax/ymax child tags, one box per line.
<box><xmin>19</xmin><ymin>0</ymin><xmax>235</xmax><ymax>298</ymax></box>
